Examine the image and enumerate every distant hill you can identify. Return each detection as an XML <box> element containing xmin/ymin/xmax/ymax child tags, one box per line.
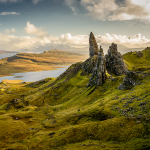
<box><xmin>0</xmin><ymin>50</ymin><xmax>88</xmax><ymax>76</ymax></box>
<box><xmin>0</xmin><ymin>50</ymin><xmax>17</xmax><ymax>54</ymax></box>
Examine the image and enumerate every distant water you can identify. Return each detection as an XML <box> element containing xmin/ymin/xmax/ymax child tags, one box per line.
<box><xmin>0</xmin><ymin>53</ymin><xmax>17</xmax><ymax>59</ymax></box>
<box><xmin>0</xmin><ymin>66</ymin><xmax>69</xmax><ymax>82</ymax></box>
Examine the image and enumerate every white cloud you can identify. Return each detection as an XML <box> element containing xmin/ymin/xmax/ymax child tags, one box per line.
<box><xmin>0</xmin><ymin>22</ymin><xmax>150</xmax><ymax>53</ymax></box>
<box><xmin>0</xmin><ymin>0</ymin><xmax>22</xmax><ymax>2</ymax></box>
<box><xmin>59</xmin><ymin>33</ymin><xmax>88</xmax><ymax>48</ymax></box>
<box><xmin>24</xmin><ymin>21</ymin><xmax>47</xmax><ymax>37</ymax></box>
<box><xmin>65</xmin><ymin>0</ymin><xmax>77</xmax><ymax>15</ymax></box>
<box><xmin>0</xmin><ymin>12</ymin><xmax>20</xmax><ymax>15</ymax></box>
<box><xmin>81</xmin><ymin>0</ymin><xmax>150</xmax><ymax>21</ymax></box>
<box><xmin>71</xmin><ymin>7</ymin><xmax>77</xmax><ymax>15</ymax></box>
<box><xmin>5</xmin><ymin>28</ymin><xmax>16</xmax><ymax>34</ymax></box>
<box><xmin>96</xmin><ymin>33</ymin><xmax>150</xmax><ymax>48</ymax></box>
<box><xmin>32</xmin><ymin>0</ymin><xmax>43</xmax><ymax>4</ymax></box>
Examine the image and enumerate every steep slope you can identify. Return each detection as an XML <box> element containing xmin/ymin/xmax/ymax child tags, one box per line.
<box><xmin>0</xmin><ymin>47</ymin><xmax>150</xmax><ymax>149</ymax></box>
<box><xmin>123</xmin><ymin>49</ymin><xmax>150</xmax><ymax>73</ymax></box>
<box><xmin>0</xmin><ymin>31</ymin><xmax>150</xmax><ymax>150</ymax></box>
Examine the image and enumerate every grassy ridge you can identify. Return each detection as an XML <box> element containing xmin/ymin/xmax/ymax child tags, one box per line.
<box><xmin>0</xmin><ymin>50</ymin><xmax>88</xmax><ymax>76</ymax></box>
<box><xmin>0</xmin><ymin>49</ymin><xmax>150</xmax><ymax>149</ymax></box>
<box><xmin>123</xmin><ymin>49</ymin><xmax>150</xmax><ymax>72</ymax></box>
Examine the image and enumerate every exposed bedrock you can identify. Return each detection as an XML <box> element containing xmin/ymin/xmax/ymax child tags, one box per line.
<box><xmin>118</xmin><ymin>71</ymin><xmax>142</xmax><ymax>90</ymax></box>
<box><xmin>89</xmin><ymin>32</ymin><xmax>99</xmax><ymax>57</ymax></box>
<box><xmin>87</xmin><ymin>46</ymin><xmax>106</xmax><ymax>87</ymax></box>
<box><xmin>105</xmin><ymin>43</ymin><xmax>127</xmax><ymax>76</ymax></box>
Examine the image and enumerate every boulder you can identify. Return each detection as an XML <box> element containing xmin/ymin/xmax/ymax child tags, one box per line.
<box><xmin>118</xmin><ymin>71</ymin><xmax>142</xmax><ymax>90</ymax></box>
<box><xmin>136</xmin><ymin>51</ymin><xmax>143</xmax><ymax>58</ymax></box>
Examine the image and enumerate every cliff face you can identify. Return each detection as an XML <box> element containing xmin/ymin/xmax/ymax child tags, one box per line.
<box><xmin>106</xmin><ymin>43</ymin><xmax>127</xmax><ymax>76</ymax></box>
<box><xmin>88</xmin><ymin>46</ymin><xmax>106</xmax><ymax>86</ymax></box>
<box><xmin>89</xmin><ymin>32</ymin><xmax>99</xmax><ymax>57</ymax></box>
<box><xmin>82</xmin><ymin>32</ymin><xmax>107</xmax><ymax>87</ymax></box>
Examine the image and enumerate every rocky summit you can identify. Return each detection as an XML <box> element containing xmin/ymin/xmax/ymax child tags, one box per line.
<box><xmin>106</xmin><ymin>43</ymin><xmax>127</xmax><ymax>76</ymax></box>
<box><xmin>83</xmin><ymin>33</ymin><xmax>127</xmax><ymax>87</ymax></box>
<box><xmin>82</xmin><ymin>32</ymin><xmax>107</xmax><ymax>87</ymax></box>
<box><xmin>89</xmin><ymin>32</ymin><xmax>99</xmax><ymax>57</ymax></box>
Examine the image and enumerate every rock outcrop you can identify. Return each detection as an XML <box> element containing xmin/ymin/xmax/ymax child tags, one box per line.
<box><xmin>136</xmin><ymin>51</ymin><xmax>143</xmax><ymax>58</ymax></box>
<box><xmin>81</xmin><ymin>57</ymin><xmax>96</xmax><ymax>75</ymax></box>
<box><xmin>145</xmin><ymin>47</ymin><xmax>150</xmax><ymax>50</ymax></box>
<box><xmin>118</xmin><ymin>71</ymin><xmax>141</xmax><ymax>90</ymax></box>
<box><xmin>89</xmin><ymin>32</ymin><xmax>99</xmax><ymax>57</ymax></box>
<box><xmin>82</xmin><ymin>32</ymin><xmax>107</xmax><ymax>87</ymax></box>
<box><xmin>87</xmin><ymin>46</ymin><xmax>106</xmax><ymax>87</ymax></box>
<box><xmin>106</xmin><ymin>43</ymin><xmax>127</xmax><ymax>76</ymax></box>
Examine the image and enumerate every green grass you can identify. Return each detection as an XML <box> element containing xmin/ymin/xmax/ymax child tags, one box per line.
<box><xmin>123</xmin><ymin>49</ymin><xmax>150</xmax><ymax>72</ymax></box>
<box><xmin>0</xmin><ymin>49</ymin><xmax>150</xmax><ymax>149</ymax></box>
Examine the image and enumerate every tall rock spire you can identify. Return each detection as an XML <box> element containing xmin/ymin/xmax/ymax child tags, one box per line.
<box><xmin>89</xmin><ymin>32</ymin><xmax>99</xmax><ymax>57</ymax></box>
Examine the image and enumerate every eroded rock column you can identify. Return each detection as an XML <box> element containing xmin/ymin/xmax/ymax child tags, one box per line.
<box><xmin>105</xmin><ymin>43</ymin><xmax>127</xmax><ymax>76</ymax></box>
<box><xmin>89</xmin><ymin>32</ymin><xmax>99</xmax><ymax>57</ymax></box>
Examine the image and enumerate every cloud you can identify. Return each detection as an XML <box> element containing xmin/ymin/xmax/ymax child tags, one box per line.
<box><xmin>24</xmin><ymin>21</ymin><xmax>48</xmax><ymax>37</ymax></box>
<box><xmin>0</xmin><ymin>22</ymin><xmax>150</xmax><ymax>53</ymax></box>
<box><xmin>65</xmin><ymin>0</ymin><xmax>77</xmax><ymax>15</ymax></box>
<box><xmin>5</xmin><ymin>28</ymin><xmax>16</xmax><ymax>34</ymax></box>
<box><xmin>32</xmin><ymin>0</ymin><xmax>43</xmax><ymax>4</ymax></box>
<box><xmin>81</xmin><ymin>0</ymin><xmax>150</xmax><ymax>21</ymax></box>
<box><xmin>59</xmin><ymin>33</ymin><xmax>88</xmax><ymax>48</ymax></box>
<box><xmin>96</xmin><ymin>33</ymin><xmax>150</xmax><ymax>48</ymax></box>
<box><xmin>0</xmin><ymin>0</ymin><xmax>22</xmax><ymax>2</ymax></box>
<box><xmin>0</xmin><ymin>12</ymin><xmax>20</xmax><ymax>15</ymax></box>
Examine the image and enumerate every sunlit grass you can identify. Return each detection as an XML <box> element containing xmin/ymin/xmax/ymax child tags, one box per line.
<box><xmin>0</xmin><ymin>49</ymin><xmax>150</xmax><ymax>149</ymax></box>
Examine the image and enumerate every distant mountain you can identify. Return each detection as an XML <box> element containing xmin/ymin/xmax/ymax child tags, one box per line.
<box><xmin>0</xmin><ymin>50</ymin><xmax>88</xmax><ymax>76</ymax></box>
<box><xmin>0</xmin><ymin>50</ymin><xmax>17</xmax><ymax>54</ymax></box>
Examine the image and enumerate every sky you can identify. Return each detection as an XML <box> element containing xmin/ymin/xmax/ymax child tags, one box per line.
<box><xmin>0</xmin><ymin>0</ymin><xmax>150</xmax><ymax>54</ymax></box>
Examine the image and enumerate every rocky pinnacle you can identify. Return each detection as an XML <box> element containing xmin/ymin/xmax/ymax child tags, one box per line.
<box><xmin>89</xmin><ymin>32</ymin><xmax>99</xmax><ymax>57</ymax></box>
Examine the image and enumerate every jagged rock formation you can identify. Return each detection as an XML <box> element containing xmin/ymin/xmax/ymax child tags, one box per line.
<box><xmin>81</xmin><ymin>32</ymin><xmax>107</xmax><ymax>87</ymax></box>
<box><xmin>145</xmin><ymin>47</ymin><xmax>150</xmax><ymax>50</ymax></box>
<box><xmin>81</xmin><ymin>57</ymin><xmax>96</xmax><ymax>75</ymax></box>
<box><xmin>118</xmin><ymin>71</ymin><xmax>141</xmax><ymax>90</ymax></box>
<box><xmin>136</xmin><ymin>51</ymin><xmax>143</xmax><ymax>58</ymax></box>
<box><xmin>89</xmin><ymin>32</ymin><xmax>99</xmax><ymax>57</ymax></box>
<box><xmin>87</xmin><ymin>46</ymin><xmax>106</xmax><ymax>86</ymax></box>
<box><xmin>106</xmin><ymin>43</ymin><xmax>127</xmax><ymax>76</ymax></box>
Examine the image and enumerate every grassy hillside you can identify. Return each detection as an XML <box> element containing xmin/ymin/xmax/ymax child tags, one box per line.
<box><xmin>0</xmin><ymin>49</ymin><xmax>150</xmax><ymax>149</ymax></box>
<box><xmin>0</xmin><ymin>50</ymin><xmax>88</xmax><ymax>76</ymax></box>
<box><xmin>123</xmin><ymin>49</ymin><xmax>150</xmax><ymax>73</ymax></box>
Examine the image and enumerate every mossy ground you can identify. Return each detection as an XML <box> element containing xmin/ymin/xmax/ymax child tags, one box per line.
<box><xmin>0</xmin><ymin>49</ymin><xmax>150</xmax><ymax>149</ymax></box>
<box><xmin>123</xmin><ymin>49</ymin><xmax>150</xmax><ymax>73</ymax></box>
